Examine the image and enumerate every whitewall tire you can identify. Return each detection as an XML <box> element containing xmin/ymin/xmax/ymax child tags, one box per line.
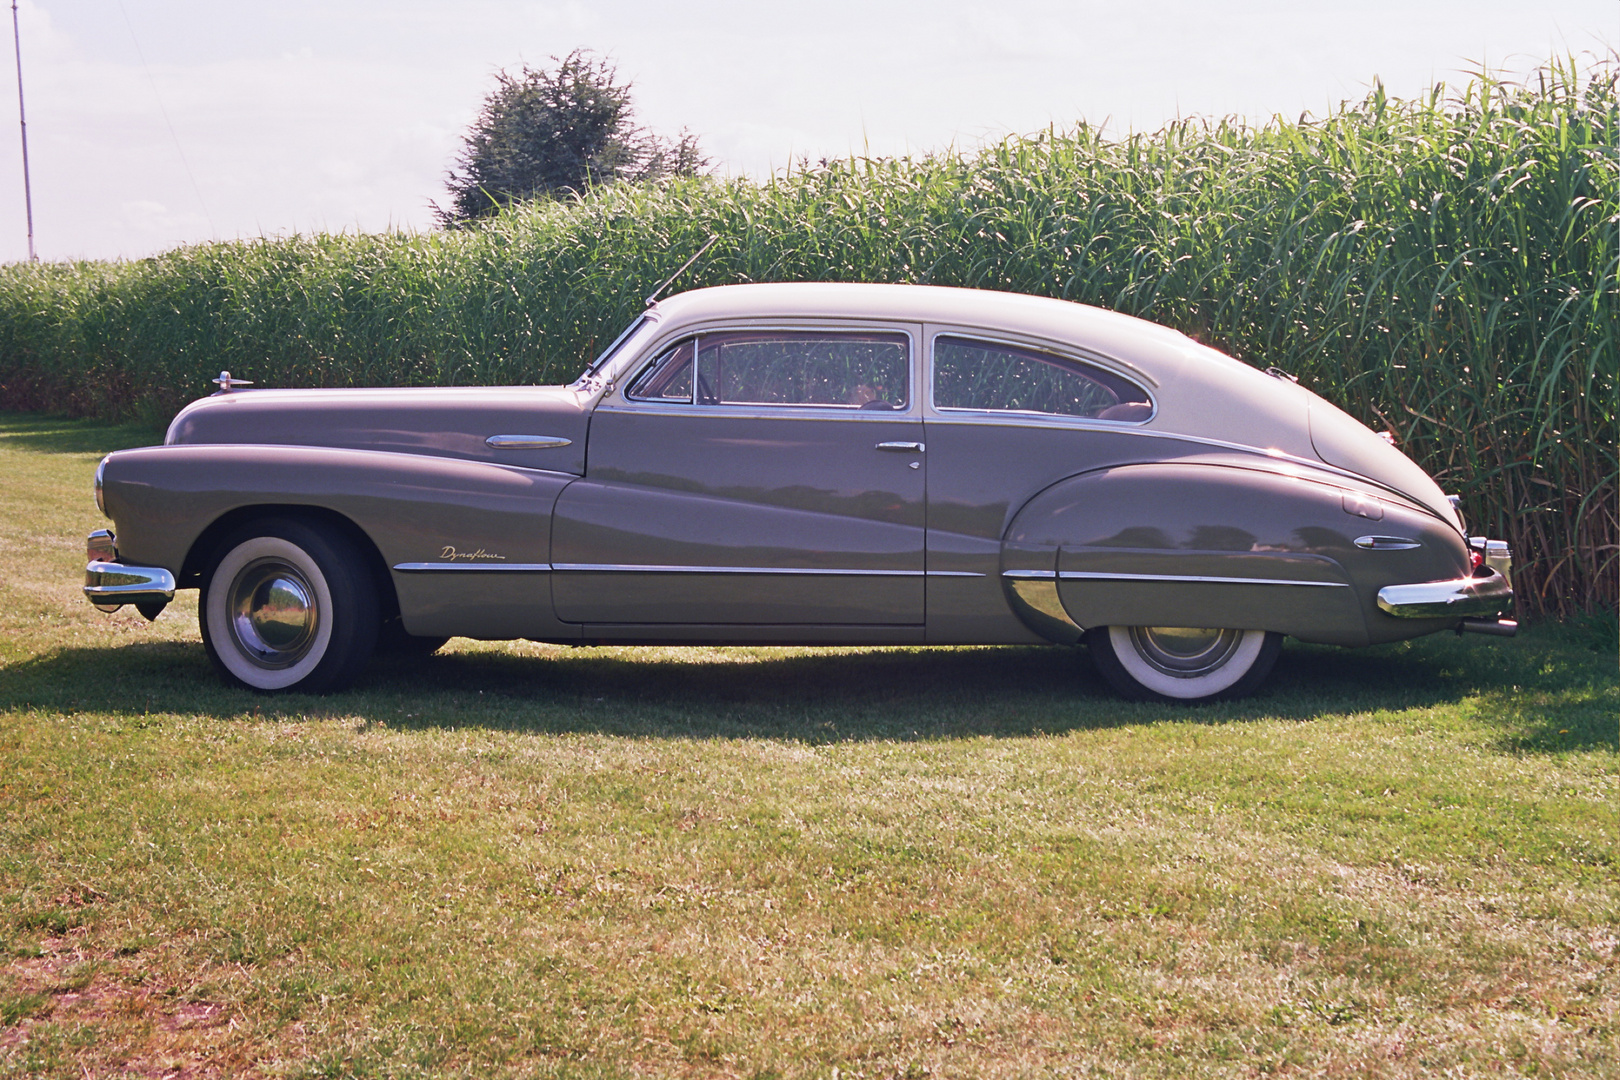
<box><xmin>1088</xmin><ymin>626</ymin><xmax>1281</xmax><ymax>702</ymax></box>
<box><xmin>200</xmin><ymin>519</ymin><xmax>379</xmax><ymax>693</ymax></box>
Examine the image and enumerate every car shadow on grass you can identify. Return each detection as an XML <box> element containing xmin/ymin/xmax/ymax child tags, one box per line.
<box><xmin>3</xmin><ymin>631</ymin><xmax>1610</xmax><ymax>749</ymax></box>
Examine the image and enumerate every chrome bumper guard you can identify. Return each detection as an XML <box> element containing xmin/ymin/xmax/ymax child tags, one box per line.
<box><xmin>1376</xmin><ymin>567</ymin><xmax>1512</xmax><ymax>620</ymax></box>
<box><xmin>83</xmin><ymin>529</ymin><xmax>175</xmax><ymax>614</ymax></box>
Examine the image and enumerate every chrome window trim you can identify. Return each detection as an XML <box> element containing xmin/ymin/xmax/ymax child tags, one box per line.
<box><xmin>607</xmin><ymin>322</ymin><xmax>921</xmax><ymax>416</ymax></box>
<box><xmin>925</xmin><ymin>328</ymin><xmax>1159</xmax><ymax>423</ymax></box>
<box><xmin>595</xmin><ymin>401</ymin><xmax>925</xmax><ymax>423</ymax></box>
<box><xmin>574</xmin><ymin>312</ymin><xmax>661</xmax><ymax>386</ymax></box>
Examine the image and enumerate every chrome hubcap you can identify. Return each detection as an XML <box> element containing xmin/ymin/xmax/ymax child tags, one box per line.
<box><xmin>228</xmin><ymin>559</ymin><xmax>318</xmax><ymax>668</ymax></box>
<box><xmin>1128</xmin><ymin>626</ymin><xmax>1242</xmax><ymax>678</ymax></box>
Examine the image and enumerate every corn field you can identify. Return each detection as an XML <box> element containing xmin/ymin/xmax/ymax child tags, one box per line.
<box><xmin>0</xmin><ymin>59</ymin><xmax>1613</xmax><ymax>619</ymax></box>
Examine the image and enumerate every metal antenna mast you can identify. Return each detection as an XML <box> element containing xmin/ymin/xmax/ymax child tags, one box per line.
<box><xmin>10</xmin><ymin>0</ymin><xmax>33</xmax><ymax>261</ymax></box>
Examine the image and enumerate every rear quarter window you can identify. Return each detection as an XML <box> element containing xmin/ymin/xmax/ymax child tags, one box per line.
<box><xmin>933</xmin><ymin>335</ymin><xmax>1153</xmax><ymax>421</ymax></box>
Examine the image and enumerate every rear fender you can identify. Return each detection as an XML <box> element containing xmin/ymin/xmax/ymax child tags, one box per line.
<box><xmin>1002</xmin><ymin>462</ymin><xmax>1469</xmax><ymax>646</ymax></box>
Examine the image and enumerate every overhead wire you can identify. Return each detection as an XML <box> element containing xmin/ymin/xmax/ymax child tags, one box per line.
<box><xmin>116</xmin><ymin>0</ymin><xmax>214</xmax><ymax>236</ymax></box>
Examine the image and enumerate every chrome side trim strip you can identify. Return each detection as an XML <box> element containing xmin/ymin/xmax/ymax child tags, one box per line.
<box><xmin>1377</xmin><ymin>568</ymin><xmax>1513</xmax><ymax>619</ymax></box>
<box><xmin>552</xmin><ymin>563</ymin><xmax>947</xmax><ymax>577</ymax></box>
<box><xmin>395</xmin><ymin>562</ymin><xmax>985</xmax><ymax>577</ymax></box>
<box><xmin>1045</xmin><ymin>570</ymin><xmax>1350</xmax><ymax>588</ymax></box>
<box><xmin>393</xmin><ymin>562</ymin><xmax>553</xmax><ymax>572</ymax></box>
<box><xmin>485</xmin><ymin>435</ymin><xmax>573</xmax><ymax>449</ymax></box>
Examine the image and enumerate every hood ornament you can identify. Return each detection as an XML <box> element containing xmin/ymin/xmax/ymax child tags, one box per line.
<box><xmin>212</xmin><ymin>371</ymin><xmax>254</xmax><ymax>394</ymax></box>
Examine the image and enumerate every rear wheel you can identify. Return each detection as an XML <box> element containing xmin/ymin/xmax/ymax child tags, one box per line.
<box><xmin>200</xmin><ymin>519</ymin><xmax>379</xmax><ymax>693</ymax></box>
<box><xmin>1088</xmin><ymin>626</ymin><xmax>1281</xmax><ymax>702</ymax></box>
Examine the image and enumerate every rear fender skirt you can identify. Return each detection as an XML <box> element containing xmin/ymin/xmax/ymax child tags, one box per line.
<box><xmin>1002</xmin><ymin>462</ymin><xmax>1474</xmax><ymax>648</ymax></box>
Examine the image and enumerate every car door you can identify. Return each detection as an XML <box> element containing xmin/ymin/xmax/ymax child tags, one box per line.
<box><xmin>919</xmin><ymin>327</ymin><xmax>1161</xmax><ymax>643</ymax></box>
<box><xmin>551</xmin><ymin>324</ymin><xmax>927</xmax><ymax>625</ymax></box>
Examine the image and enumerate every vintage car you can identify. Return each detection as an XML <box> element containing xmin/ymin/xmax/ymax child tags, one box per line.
<box><xmin>82</xmin><ymin>283</ymin><xmax>1516</xmax><ymax>701</ymax></box>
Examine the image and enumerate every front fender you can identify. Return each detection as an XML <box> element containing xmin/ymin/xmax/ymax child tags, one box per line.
<box><xmin>101</xmin><ymin>444</ymin><xmax>571</xmax><ymax>573</ymax></box>
<box><xmin>1002</xmin><ymin>461</ymin><xmax>1469</xmax><ymax>647</ymax></box>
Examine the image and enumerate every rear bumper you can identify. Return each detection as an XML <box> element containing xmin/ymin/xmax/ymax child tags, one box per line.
<box><xmin>1376</xmin><ymin>567</ymin><xmax>1512</xmax><ymax>620</ymax></box>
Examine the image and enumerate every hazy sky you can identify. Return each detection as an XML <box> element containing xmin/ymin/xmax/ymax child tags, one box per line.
<box><xmin>0</xmin><ymin>0</ymin><xmax>1613</xmax><ymax>263</ymax></box>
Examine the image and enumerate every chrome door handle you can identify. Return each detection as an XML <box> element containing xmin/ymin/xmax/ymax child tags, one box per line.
<box><xmin>875</xmin><ymin>441</ymin><xmax>924</xmax><ymax>453</ymax></box>
<box><xmin>486</xmin><ymin>435</ymin><xmax>572</xmax><ymax>449</ymax></box>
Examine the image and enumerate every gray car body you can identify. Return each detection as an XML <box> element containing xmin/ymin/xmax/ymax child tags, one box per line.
<box><xmin>92</xmin><ymin>283</ymin><xmax>1501</xmax><ymax>649</ymax></box>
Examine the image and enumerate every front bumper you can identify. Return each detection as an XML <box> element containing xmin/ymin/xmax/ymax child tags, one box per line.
<box><xmin>83</xmin><ymin>529</ymin><xmax>175</xmax><ymax>614</ymax></box>
<box><xmin>1376</xmin><ymin>567</ymin><xmax>1513</xmax><ymax>620</ymax></box>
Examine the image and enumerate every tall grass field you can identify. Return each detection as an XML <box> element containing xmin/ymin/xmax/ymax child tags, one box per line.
<box><xmin>0</xmin><ymin>58</ymin><xmax>1613</xmax><ymax>620</ymax></box>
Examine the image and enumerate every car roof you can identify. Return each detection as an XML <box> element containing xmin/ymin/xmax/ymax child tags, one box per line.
<box><xmin>650</xmin><ymin>283</ymin><xmax>1195</xmax><ymax>367</ymax></box>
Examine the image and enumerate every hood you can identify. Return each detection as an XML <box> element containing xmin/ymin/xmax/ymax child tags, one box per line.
<box><xmin>165</xmin><ymin>385</ymin><xmax>593</xmax><ymax>475</ymax></box>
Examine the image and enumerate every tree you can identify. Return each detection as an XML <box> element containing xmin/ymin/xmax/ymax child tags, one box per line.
<box><xmin>437</xmin><ymin>51</ymin><xmax>707</xmax><ymax>226</ymax></box>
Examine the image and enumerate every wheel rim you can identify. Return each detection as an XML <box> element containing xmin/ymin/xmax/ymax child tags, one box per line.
<box><xmin>227</xmin><ymin>558</ymin><xmax>319</xmax><ymax>668</ymax></box>
<box><xmin>1127</xmin><ymin>626</ymin><xmax>1243</xmax><ymax>678</ymax></box>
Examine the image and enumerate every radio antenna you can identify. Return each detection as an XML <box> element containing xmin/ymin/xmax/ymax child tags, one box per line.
<box><xmin>645</xmin><ymin>235</ymin><xmax>717</xmax><ymax>308</ymax></box>
<box><xmin>10</xmin><ymin>0</ymin><xmax>35</xmax><ymax>261</ymax></box>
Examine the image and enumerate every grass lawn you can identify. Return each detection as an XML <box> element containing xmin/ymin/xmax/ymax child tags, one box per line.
<box><xmin>0</xmin><ymin>410</ymin><xmax>1614</xmax><ymax>1079</ymax></box>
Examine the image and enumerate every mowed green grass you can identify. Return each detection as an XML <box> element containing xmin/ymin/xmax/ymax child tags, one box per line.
<box><xmin>0</xmin><ymin>411</ymin><xmax>1614</xmax><ymax>1079</ymax></box>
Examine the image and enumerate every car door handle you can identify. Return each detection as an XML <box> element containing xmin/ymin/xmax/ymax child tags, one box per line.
<box><xmin>875</xmin><ymin>441</ymin><xmax>924</xmax><ymax>453</ymax></box>
<box><xmin>486</xmin><ymin>435</ymin><xmax>572</xmax><ymax>449</ymax></box>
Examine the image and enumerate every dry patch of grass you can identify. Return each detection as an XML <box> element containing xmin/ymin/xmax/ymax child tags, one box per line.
<box><xmin>0</xmin><ymin>929</ymin><xmax>256</xmax><ymax>1079</ymax></box>
<box><xmin>0</xmin><ymin>412</ymin><xmax>1615</xmax><ymax>1078</ymax></box>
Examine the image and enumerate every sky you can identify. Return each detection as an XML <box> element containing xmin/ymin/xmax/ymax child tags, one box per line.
<box><xmin>0</xmin><ymin>0</ymin><xmax>1613</xmax><ymax>263</ymax></box>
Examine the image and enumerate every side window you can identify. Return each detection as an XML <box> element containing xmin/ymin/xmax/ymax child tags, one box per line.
<box><xmin>628</xmin><ymin>331</ymin><xmax>911</xmax><ymax>408</ymax></box>
<box><xmin>626</xmin><ymin>339</ymin><xmax>695</xmax><ymax>402</ymax></box>
<box><xmin>698</xmin><ymin>331</ymin><xmax>909</xmax><ymax>409</ymax></box>
<box><xmin>932</xmin><ymin>335</ymin><xmax>1153</xmax><ymax>421</ymax></box>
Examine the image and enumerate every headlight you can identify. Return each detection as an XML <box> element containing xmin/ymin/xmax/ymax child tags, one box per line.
<box><xmin>94</xmin><ymin>456</ymin><xmax>108</xmax><ymax>517</ymax></box>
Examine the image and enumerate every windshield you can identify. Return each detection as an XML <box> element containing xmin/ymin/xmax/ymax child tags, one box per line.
<box><xmin>575</xmin><ymin>314</ymin><xmax>657</xmax><ymax>384</ymax></box>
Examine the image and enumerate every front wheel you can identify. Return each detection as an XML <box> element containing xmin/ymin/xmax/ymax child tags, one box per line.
<box><xmin>200</xmin><ymin>519</ymin><xmax>379</xmax><ymax>693</ymax></box>
<box><xmin>1087</xmin><ymin>626</ymin><xmax>1281</xmax><ymax>703</ymax></box>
